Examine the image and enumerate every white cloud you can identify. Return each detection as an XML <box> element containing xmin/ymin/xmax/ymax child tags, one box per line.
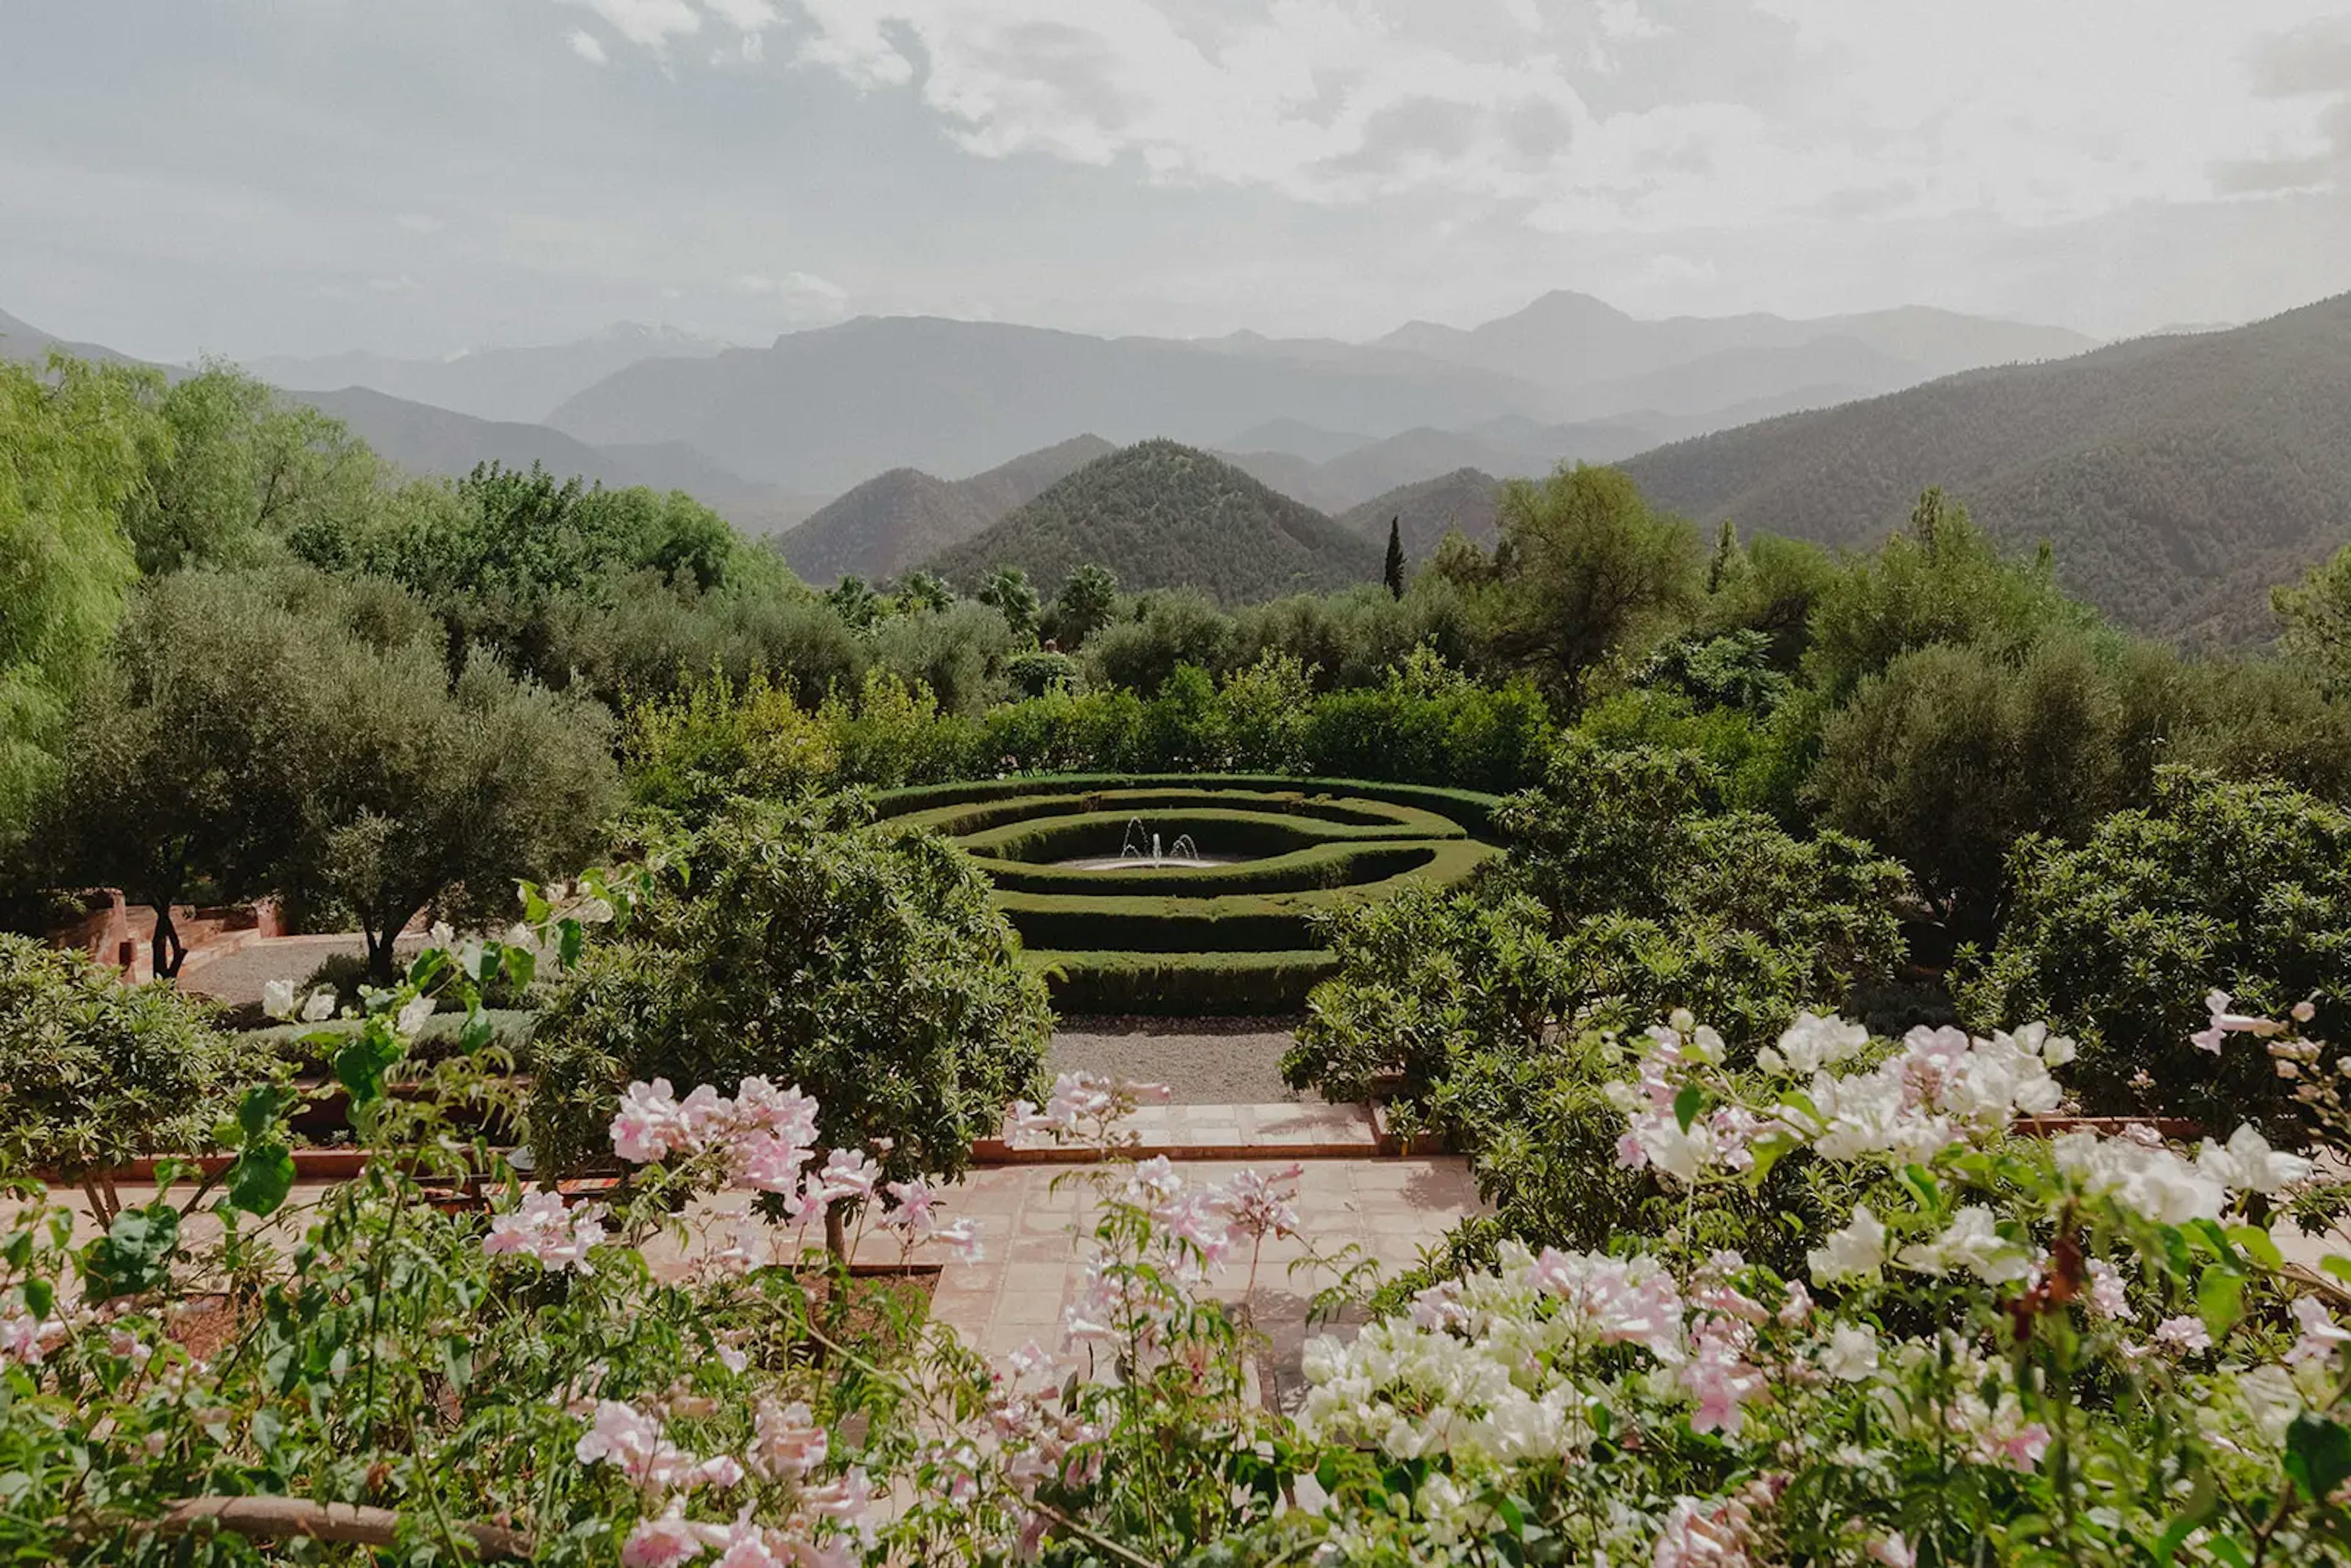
<box><xmin>393</xmin><ymin>212</ymin><xmax>445</xmax><ymax>233</ymax></box>
<box><xmin>568</xmin><ymin>28</ymin><xmax>609</xmax><ymax>64</ymax></box>
<box><xmin>563</xmin><ymin>0</ymin><xmax>700</xmax><ymax>50</ymax></box>
<box><xmin>750</xmin><ymin>0</ymin><xmax>2344</xmax><ymax>233</ymax></box>
<box><xmin>702</xmin><ymin>0</ymin><xmax>780</xmax><ymax>29</ymax></box>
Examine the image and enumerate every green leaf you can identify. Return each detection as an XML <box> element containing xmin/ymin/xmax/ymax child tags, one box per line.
<box><xmin>2324</xmin><ymin>1255</ymin><xmax>2351</xmax><ymax>1286</ymax></box>
<box><xmin>332</xmin><ymin>1026</ymin><xmax>405</xmax><ymax>1111</ymax></box>
<box><xmin>500</xmin><ymin>944</ymin><xmax>536</xmax><ymax>991</ymax></box>
<box><xmin>2227</xmin><ymin>1225</ymin><xmax>2284</xmax><ymax>1271</ymax></box>
<box><xmin>80</xmin><ymin>1204</ymin><xmax>181</xmax><ymax>1300</ymax></box>
<box><xmin>1744</xmin><ymin>1135</ymin><xmax>1796</xmax><ymax>1191</ymax></box>
<box><xmin>2287</xmin><ymin>1413</ymin><xmax>2351</xmax><ymax>1505</ymax></box>
<box><xmin>1673</xmin><ymin>1084</ymin><xmax>1704</xmax><ymax>1133</ymax></box>
<box><xmin>21</xmin><ymin>1278</ymin><xmax>52</xmax><ymax>1320</ymax></box>
<box><xmin>2197</xmin><ymin>1268</ymin><xmax>2246</xmax><ymax>1341</ymax></box>
<box><xmin>225</xmin><ymin>1141</ymin><xmax>296</xmax><ymax>1217</ymax></box>
<box><xmin>557</xmin><ymin>918</ymin><xmax>583</xmax><ymax>969</ymax></box>
<box><xmin>236</xmin><ymin>1084</ymin><xmax>292</xmax><ymax>1142</ymax></box>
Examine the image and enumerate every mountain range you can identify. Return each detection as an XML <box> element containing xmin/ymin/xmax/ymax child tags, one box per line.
<box><xmin>927</xmin><ymin>440</ymin><xmax>1382</xmax><ymax>604</ymax></box>
<box><xmin>252</xmin><ymin>322</ymin><xmax>730</xmax><ymax>425</ymax></box>
<box><xmin>1621</xmin><ymin>291</ymin><xmax>2351</xmax><ymax>645</ymax></box>
<box><xmin>779</xmin><ymin>435</ymin><xmax>1116</xmax><ymax>585</ymax></box>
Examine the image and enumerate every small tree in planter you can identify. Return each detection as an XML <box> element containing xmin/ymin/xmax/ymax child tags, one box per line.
<box><xmin>526</xmin><ymin>803</ymin><xmax>1051</xmax><ymax>1253</ymax></box>
<box><xmin>0</xmin><ymin>934</ymin><xmax>241</xmax><ymax>1219</ymax></box>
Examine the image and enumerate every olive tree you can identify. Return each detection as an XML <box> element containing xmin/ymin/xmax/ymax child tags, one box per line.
<box><xmin>526</xmin><ymin>805</ymin><xmax>1052</xmax><ymax>1247</ymax></box>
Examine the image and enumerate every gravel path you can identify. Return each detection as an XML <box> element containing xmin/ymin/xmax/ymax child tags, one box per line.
<box><xmin>1046</xmin><ymin>1016</ymin><xmax>1316</xmax><ymax>1105</ymax></box>
<box><xmin>180</xmin><ymin>935</ymin><xmax>426</xmax><ymax>1008</ymax></box>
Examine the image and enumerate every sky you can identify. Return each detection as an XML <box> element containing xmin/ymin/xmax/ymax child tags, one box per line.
<box><xmin>2</xmin><ymin>0</ymin><xmax>2347</xmax><ymax>361</ymax></box>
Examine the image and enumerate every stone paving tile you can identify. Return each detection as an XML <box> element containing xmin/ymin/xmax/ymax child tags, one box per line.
<box><xmin>986</xmin><ymin>1101</ymin><xmax>1380</xmax><ymax>1161</ymax></box>
<box><xmin>904</xmin><ymin>1155</ymin><xmax>1488</xmax><ymax>1401</ymax></box>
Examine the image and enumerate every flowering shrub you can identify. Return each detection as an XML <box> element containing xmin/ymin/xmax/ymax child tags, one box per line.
<box><xmin>8</xmin><ymin>869</ymin><xmax>2351</xmax><ymax>1564</ymax></box>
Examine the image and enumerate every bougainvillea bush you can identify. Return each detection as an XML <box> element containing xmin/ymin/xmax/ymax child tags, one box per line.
<box><xmin>7</xmin><ymin>894</ymin><xmax>2351</xmax><ymax>1562</ymax></box>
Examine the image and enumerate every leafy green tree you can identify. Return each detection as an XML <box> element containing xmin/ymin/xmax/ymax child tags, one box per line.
<box><xmin>1805</xmin><ymin>488</ymin><xmax>2094</xmax><ymax>702</ymax></box>
<box><xmin>1288</xmin><ymin>736</ymin><xmax>1905</xmax><ymax>1105</ymax></box>
<box><xmin>869</xmin><ymin>602</ymin><xmax>1011</xmax><ymax>715</ymax></box>
<box><xmin>1487</xmin><ymin>465</ymin><xmax>1701</xmax><ymax>710</ymax></box>
<box><xmin>2273</xmin><ymin>539</ymin><xmax>2351</xmax><ymax>696</ymax></box>
<box><xmin>1382</xmin><ymin>517</ymin><xmax>1405</xmax><ymax>599</ymax></box>
<box><xmin>288</xmin><ymin>643</ymin><xmax>621</xmax><ymax>981</ymax></box>
<box><xmin>1049</xmin><ymin>562</ymin><xmax>1120</xmax><ymax>648</ymax></box>
<box><xmin>1958</xmin><ymin>768</ymin><xmax>2351</xmax><ymax>1136</ymax></box>
<box><xmin>0</xmin><ymin>356</ymin><xmax>159</xmax><ymax>826</ymax></box>
<box><xmin>1084</xmin><ymin>588</ymin><xmax>1235</xmax><ymax>694</ymax></box>
<box><xmin>127</xmin><ymin>363</ymin><xmax>375</xmax><ymax>575</ymax></box>
<box><xmin>977</xmin><ymin>566</ymin><xmax>1041</xmax><ymax>644</ymax></box>
<box><xmin>1810</xmin><ymin>634</ymin><xmax>2124</xmax><ymax>942</ymax></box>
<box><xmin>1699</xmin><ymin>530</ymin><xmax>1839</xmax><ymax>672</ymax></box>
<box><xmin>526</xmin><ymin>805</ymin><xmax>1052</xmax><ymax>1249</ymax></box>
<box><xmin>37</xmin><ymin>571</ymin><xmax>333</xmax><ymax>975</ymax></box>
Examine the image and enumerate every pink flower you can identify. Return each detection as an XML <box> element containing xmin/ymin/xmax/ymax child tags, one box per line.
<box><xmin>812</xmin><ymin>1149</ymin><xmax>879</xmax><ymax>1203</ymax></box>
<box><xmin>1681</xmin><ymin>1324</ymin><xmax>1767</xmax><ymax>1438</ymax></box>
<box><xmin>1651</xmin><ymin>1496</ymin><xmax>1755</xmax><ymax>1567</ymax></box>
<box><xmin>930</xmin><ymin>1218</ymin><xmax>985</xmax><ymax>1263</ymax></box>
<box><xmin>2193</xmin><ymin>990</ymin><xmax>2285</xmax><ymax>1054</ymax></box>
<box><xmin>733</xmin><ymin>1076</ymin><xmax>819</xmax><ymax>1144</ymax></box>
<box><xmin>621</xmin><ymin>1510</ymin><xmax>703</xmax><ymax>1567</ymax></box>
<box><xmin>2154</xmin><ymin>1315</ymin><xmax>2212</xmax><ymax>1354</ymax></box>
<box><xmin>482</xmin><ymin>1190</ymin><xmax>606</xmax><ymax>1274</ymax></box>
<box><xmin>882</xmin><ymin>1179</ymin><xmax>937</xmax><ymax>1231</ymax></box>
<box><xmin>1870</xmin><ymin>1532</ymin><xmax>1916</xmax><ymax>1568</ymax></box>
<box><xmin>2287</xmin><ymin>1297</ymin><xmax>2351</xmax><ymax>1365</ymax></box>
<box><xmin>0</xmin><ymin>1306</ymin><xmax>61</xmax><ymax>1367</ymax></box>
<box><xmin>736</xmin><ymin>1130</ymin><xmax>816</xmax><ymax>1196</ymax></box>
<box><xmin>745</xmin><ymin>1400</ymin><xmax>828</xmax><ymax>1481</ymax></box>
<box><xmin>576</xmin><ymin>1401</ymin><xmax>691</xmax><ymax>1488</ymax></box>
<box><xmin>612</xmin><ymin>1078</ymin><xmax>688</xmax><ymax>1163</ymax></box>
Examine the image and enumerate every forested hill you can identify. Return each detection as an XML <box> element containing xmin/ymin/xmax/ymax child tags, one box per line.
<box><xmin>926</xmin><ymin>440</ymin><xmax>1381</xmax><ymax>603</ymax></box>
<box><xmin>1337</xmin><ymin>468</ymin><xmax>1503</xmax><ymax>560</ymax></box>
<box><xmin>781</xmin><ymin>435</ymin><xmax>1114</xmax><ymax>586</ymax></box>
<box><xmin>1620</xmin><ymin>293</ymin><xmax>2351</xmax><ymax>645</ymax></box>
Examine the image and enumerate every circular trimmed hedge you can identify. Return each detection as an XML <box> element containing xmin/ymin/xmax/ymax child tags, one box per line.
<box><xmin>871</xmin><ymin>774</ymin><xmax>1502</xmax><ymax>1015</ymax></box>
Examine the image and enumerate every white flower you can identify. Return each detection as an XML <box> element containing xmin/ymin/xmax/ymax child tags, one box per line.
<box><xmin>395</xmin><ymin>994</ymin><xmax>435</xmax><ymax>1037</ymax></box>
<box><xmin>261</xmin><ymin>978</ymin><xmax>298</xmax><ymax>1021</ymax></box>
<box><xmin>1807</xmin><ymin>1206</ymin><xmax>1888</xmax><ymax>1285</ymax></box>
<box><xmin>2052</xmin><ymin>1132</ymin><xmax>2225</xmax><ymax>1226</ymax></box>
<box><xmin>1898</xmin><ymin>1206</ymin><xmax>2032</xmax><ymax>1285</ymax></box>
<box><xmin>1761</xmin><ymin>1011</ymin><xmax>1871</xmax><ymax>1076</ymax></box>
<box><xmin>1819</xmin><ymin>1321</ymin><xmax>1880</xmax><ymax>1381</ymax></box>
<box><xmin>300</xmin><ymin>989</ymin><xmax>337</xmax><ymax>1022</ymax></box>
<box><xmin>2194</xmin><ymin>1125</ymin><xmax>2312</xmax><ymax>1196</ymax></box>
<box><xmin>429</xmin><ymin>921</ymin><xmax>455</xmax><ymax>947</ymax></box>
<box><xmin>2153</xmin><ymin>1315</ymin><xmax>2212</xmax><ymax>1354</ymax></box>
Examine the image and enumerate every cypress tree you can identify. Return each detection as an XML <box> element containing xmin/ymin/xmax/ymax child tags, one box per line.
<box><xmin>1382</xmin><ymin>516</ymin><xmax>1405</xmax><ymax>599</ymax></box>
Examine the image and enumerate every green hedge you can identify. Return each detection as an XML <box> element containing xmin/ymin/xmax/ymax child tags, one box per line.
<box><xmin>1024</xmin><ymin>948</ymin><xmax>1338</xmax><ymax>1015</ymax></box>
<box><xmin>872</xmin><ymin>773</ymin><xmax>1501</xmax><ymax>1015</ymax></box>
<box><xmin>958</xmin><ymin>805</ymin><xmax>1464</xmax><ymax>866</ymax></box>
<box><xmin>894</xmin><ymin>787</ymin><xmax>1421</xmax><ymax>838</ymax></box>
<box><xmin>871</xmin><ymin>773</ymin><xmax>1509</xmax><ymax>839</ymax></box>
<box><xmin>993</xmin><ymin>838</ymin><xmax>1498</xmax><ymax>951</ymax></box>
<box><xmin>975</xmin><ymin>841</ymin><xmax>1439</xmax><ymax>896</ymax></box>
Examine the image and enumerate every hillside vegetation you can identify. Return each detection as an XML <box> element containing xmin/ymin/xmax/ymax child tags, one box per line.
<box><xmin>927</xmin><ymin>440</ymin><xmax>1381</xmax><ymax>602</ymax></box>
<box><xmin>1337</xmin><ymin>468</ymin><xmax>1502</xmax><ymax>558</ymax></box>
<box><xmin>782</xmin><ymin>435</ymin><xmax>1113</xmax><ymax>585</ymax></box>
<box><xmin>1622</xmin><ymin>293</ymin><xmax>2351</xmax><ymax>644</ymax></box>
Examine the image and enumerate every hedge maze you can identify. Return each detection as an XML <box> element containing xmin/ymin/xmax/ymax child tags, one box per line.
<box><xmin>872</xmin><ymin>774</ymin><xmax>1501</xmax><ymax>1015</ymax></box>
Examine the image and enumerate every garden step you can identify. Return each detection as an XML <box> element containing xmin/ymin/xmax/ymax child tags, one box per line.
<box><xmin>974</xmin><ymin>1101</ymin><xmax>1381</xmax><ymax>1163</ymax></box>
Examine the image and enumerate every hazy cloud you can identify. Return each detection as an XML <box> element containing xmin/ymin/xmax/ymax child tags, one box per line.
<box><xmin>567</xmin><ymin>28</ymin><xmax>609</xmax><ymax>64</ymax></box>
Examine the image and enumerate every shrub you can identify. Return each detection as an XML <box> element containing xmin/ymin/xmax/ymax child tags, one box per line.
<box><xmin>1083</xmin><ymin>588</ymin><xmax>1234</xmax><ymax>694</ymax></box>
<box><xmin>526</xmin><ymin>805</ymin><xmax>1051</xmax><ymax>1197</ymax></box>
<box><xmin>623</xmin><ymin>667</ymin><xmax>837</xmax><ymax>823</ymax></box>
<box><xmin>1810</xmin><ymin>634</ymin><xmax>2126</xmax><ymax>942</ymax></box>
<box><xmin>0</xmin><ymin>934</ymin><xmax>241</xmax><ymax>1201</ymax></box>
<box><xmin>1957</xmin><ymin>767</ymin><xmax>2351</xmax><ymax>1135</ymax></box>
<box><xmin>1003</xmin><ymin>648</ymin><xmax>1081</xmax><ymax>699</ymax></box>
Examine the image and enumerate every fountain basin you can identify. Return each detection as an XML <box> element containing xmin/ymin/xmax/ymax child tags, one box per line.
<box><xmin>1051</xmin><ymin>853</ymin><xmax>1250</xmax><ymax>871</ymax></box>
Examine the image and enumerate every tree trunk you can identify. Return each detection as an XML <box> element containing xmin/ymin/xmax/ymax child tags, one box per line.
<box><xmin>361</xmin><ymin>908</ymin><xmax>418</xmax><ymax>986</ymax></box>
<box><xmin>824</xmin><ymin>1202</ymin><xmax>849</xmax><ymax>1262</ymax></box>
<box><xmin>149</xmin><ymin>904</ymin><xmax>187</xmax><ymax>980</ymax></box>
